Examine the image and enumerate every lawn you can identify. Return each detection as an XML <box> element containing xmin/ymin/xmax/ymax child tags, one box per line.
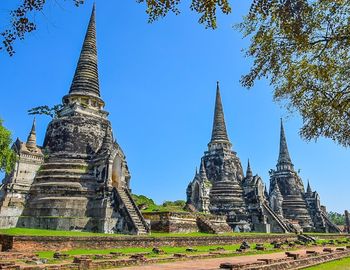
<box><xmin>37</xmin><ymin>243</ymin><xmax>279</xmax><ymax>259</ymax></box>
<box><xmin>304</xmin><ymin>257</ymin><xmax>350</xmax><ymax>269</ymax></box>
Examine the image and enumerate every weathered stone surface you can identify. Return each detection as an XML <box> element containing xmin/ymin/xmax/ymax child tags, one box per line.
<box><xmin>142</xmin><ymin>212</ymin><xmax>231</xmax><ymax>234</ymax></box>
<box><xmin>345</xmin><ymin>210</ymin><xmax>350</xmax><ymax>233</ymax></box>
<box><xmin>0</xmin><ymin>5</ymin><xmax>148</xmax><ymax>235</ymax></box>
<box><xmin>143</xmin><ymin>212</ymin><xmax>198</xmax><ymax>233</ymax></box>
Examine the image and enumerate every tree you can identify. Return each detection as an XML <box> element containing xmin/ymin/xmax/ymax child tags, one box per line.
<box><xmin>28</xmin><ymin>105</ymin><xmax>63</xmax><ymax>119</ymax></box>
<box><xmin>0</xmin><ymin>119</ymin><xmax>16</xmax><ymax>174</ymax></box>
<box><xmin>327</xmin><ymin>211</ymin><xmax>345</xmax><ymax>226</ymax></box>
<box><xmin>136</xmin><ymin>0</ymin><xmax>231</xmax><ymax>28</ymax></box>
<box><xmin>1</xmin><ymin>0</ymin><xmax>84</xmax><ymax>56</ymax></box>
<box><xmin>238</xmin><ymin>0</ymin><xmax>350</xmax><ymax>147</ymax></box>
<box><xmin>1</xmin><ymin>0</ymin><xmax>231</xmax><ymax>56</ymax></box>
<box><xmin>3</xmin><ymin>0</ymin><xmax>350</xmax><ymax>147</ymax></box>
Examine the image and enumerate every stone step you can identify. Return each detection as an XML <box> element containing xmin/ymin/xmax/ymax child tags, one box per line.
<box><xmin>116</xmin><ymin>187</ymin><xmax>149</xmax><ymax>234</ymax></box>
<box><xmin>46</xmin><ymin>158</ymin><xmax>89</xmax><ymax>164</ymax></box>
<box><xmin>32</xmin><ymin>182</ymin><xmax>87</xmax><ymax>188</ymax></box>
<box><xmin>40</xmin><ymin>162</ymin><xmax>90</xmax><ymax>170</ymax></box>
<box><xmin>37</xmin><ymin>168</ymin><xmax>92</xmax><ymax>176</ymax></box>
<box><xmin>35</xmin><ymin>174</ymin><xmax>96</xmax><ymax>181</ymax></box>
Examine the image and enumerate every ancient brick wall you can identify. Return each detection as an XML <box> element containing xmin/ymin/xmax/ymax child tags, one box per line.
<box><xmin>0</xmin><ymin>234</ymin><xmax>301</xmax><ymax>252</ymax></box>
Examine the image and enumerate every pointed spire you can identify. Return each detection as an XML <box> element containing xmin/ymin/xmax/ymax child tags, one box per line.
<box><xmin>69</xmin><ymin>4</ymin><xmax>100</xmax><ymax>98</ymax></box>
<box><xmin>306</xmin><ymin>180</ymin><xmax>312</xmax><ymax>194</ymax></box>
<box><xmin>264</xmin><ymin>185</ymin><xmax>269</xmax><ymax>198</ymax></box>
<box><xmin>199</xmin><ymin>159</ymin><xmax>207</xmax><ymax>179</ymax></box>
<box><xmin>210</xmin><ymin>82</ymin><xmax>230</xmax><ymax>145</ymax></box>
<box><xmin>273</xmin><ymin>180</ymin><xmax>282</xmax><ymax>195</ymax></box>
<box><xmin>277</xmin><ymin>119</ymin><xmax>293</xmax><ymax>169</ymax></box>
<box><xmin>246</xmin><ymin>159</ymin><xmax>253</xmax><ymax>178</ymax></box>
<box><xmin>26</xmin><ymin>118</ymin><xmax>37</xmax><ymax>149</ymax></box>
<box><xmin>100</xmin><ymin>125</ymin><xmax>113</xmax><ymax>152</ymax></box>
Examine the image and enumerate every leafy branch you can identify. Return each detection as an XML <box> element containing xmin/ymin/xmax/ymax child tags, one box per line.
<box><xmin>28</xmin><ymin>104</ymin><xmax>63</xmax><ymax>119</ymax></box>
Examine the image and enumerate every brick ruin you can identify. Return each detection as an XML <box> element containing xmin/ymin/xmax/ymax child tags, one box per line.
<box><xmin>186</xmin><ymin>83</ymin><xmax>341</xmax><ymax>233</ymax></box>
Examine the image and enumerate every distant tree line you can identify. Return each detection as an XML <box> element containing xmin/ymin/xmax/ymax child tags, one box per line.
<box><xmin>328</xmin><ymin>211</ymin><xmax>345</xmax><ymax>226</ymax></box>
<box><xmin>132</xmin><ymin>194</ymin><xmax>187</xmax><ymax>212</ymax></box>
<box><xmin>0</xmin><ymin>119</ymin><xmax>16</xmax><ymax>174</ymax></box>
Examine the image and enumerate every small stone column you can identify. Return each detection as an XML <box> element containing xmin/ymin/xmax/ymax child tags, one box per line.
<box><xmin>345</xmin><ymin>210</ymin><xmax>350</xmax><ymax>233</ymax></box>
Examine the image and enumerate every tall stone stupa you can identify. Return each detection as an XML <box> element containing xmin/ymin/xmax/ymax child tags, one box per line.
<box><xmin>0</xmin><ymin>5</ymin><xmax>149</xmax><ymax>235</ymax></box>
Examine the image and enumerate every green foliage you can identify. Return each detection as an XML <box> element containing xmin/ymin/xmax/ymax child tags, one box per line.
<box><xmin>136</xmin><ymin>0</ymin><xmax>231</xmax><ymax>29</ymax></box>
<box><xmin>1</xmin><ymin>0</ymin><xmax>84</xmax><ymax>56</ymax></box>
<box><xmin>28</xmin><ymin>104</ymin><xmax>63</xmax><ymax>119</ymax></box>
<box><xmin>132</xmin><ymin>194</ymin><xmax>186</xmax><ymax>212</ymax></box>
<box><xmin>5</xmin><ymin>0</ymin><xmax>350</xmax><ymax>147</ymax></box>
<box><xmin>239</xmin><ymin>0</ymin><xmax>350</xmax><ymax>147</ymax></box>
<box><xmin>0</xmin><ymin>119</ymin><xmax>16</xmax><ymax>174</ymax></box>
<box><xmin>132</xmin><ymin>194</ymin><xmax>187</xmax><ymax>212</ymax></box>
<box><xmin>132</xmin><ymin>194</ymin><xmax>157</xmax><ymax>208</ymax></box>
<box><xmin>327</xmin><ymin>211</ymin><xmax>345</xmax><ymax>226</ymax></box>
<box><xmin>2</xmin><ymin>0</ymin><xmax>232</xmax><ymax>56</ymax></box>
<box><xmin>162</xmin><ymin>200</ymin><xmax>186</xmax><ymax>208</ymax></box>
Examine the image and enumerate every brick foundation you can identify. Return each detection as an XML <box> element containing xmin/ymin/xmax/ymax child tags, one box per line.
<box><xmin>0</xmin><ymin>234</ymin><xmax>300</xmax><ymax>252</ymax></box>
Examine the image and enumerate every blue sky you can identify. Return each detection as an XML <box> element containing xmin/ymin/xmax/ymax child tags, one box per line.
<box><xmin>0</xmin><ymin>0</ymin><xmax>348</xmax><ymax>213</ymax></box>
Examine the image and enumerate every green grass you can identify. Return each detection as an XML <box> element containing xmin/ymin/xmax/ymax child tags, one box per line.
<box><xmin>0</xmin><ymin>228</ymin><xmax>287</xmax><ymax>238</ymax></box>
<box><xmin>316</xmin><ymin>238</ymin><xmax>350</xmax><ymax>245</ymax></box>
<box><xmin>303</xmin><ymin>257</ymin><xmax>350</xmax><ymax>269</ymax></box>
<box><xmin>308</xmin><ymin>233</ymin><xmax>349</xmax><ymax>236</ymax></box>
<box><xmin>37</xmin><ymin>243</ymin><xmax>278</xmax><ymax>260</ymax></box>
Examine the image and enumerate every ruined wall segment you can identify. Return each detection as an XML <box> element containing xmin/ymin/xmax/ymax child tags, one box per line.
<box><xmin>0</xmin><ymin>119</ymin><xmax>44</xmax><ymax>228</ymax></box>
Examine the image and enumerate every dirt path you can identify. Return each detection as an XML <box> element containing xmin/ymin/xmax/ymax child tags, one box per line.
<box><xmin>118</xmin><ymin>247</ymin><xmax>326</xmax><ymax>270</ymax></box>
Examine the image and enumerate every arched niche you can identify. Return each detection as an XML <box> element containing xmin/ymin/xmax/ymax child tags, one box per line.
<box><xmin>192</xmin><ymin>182</ymin><xmax>200</xmax><ymax>204</ymax></box>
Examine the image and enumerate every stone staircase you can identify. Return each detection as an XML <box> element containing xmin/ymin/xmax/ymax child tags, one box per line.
<box><xmin>116</xmin><ymin>187</ymin><xmax>149</xmax><ymax>235</ymax></box>
<box><xmin>262</xmin><ymin>203</ymin><xmax>292</xmax><ymax>233</ymax></box>
<box><xmin>321</xmin><ymin>211</ymin><xmax>342</xmax><ymax>233</ymax></box>
<box><xmin>196</xmin><ymin>214</ymin><xmax>232</xmax><ymax>234</ymax></box>
<box><xmin>298</xmin><ymin>233</ymin><xmax>316</xmax><ymax>243</ymax></box>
